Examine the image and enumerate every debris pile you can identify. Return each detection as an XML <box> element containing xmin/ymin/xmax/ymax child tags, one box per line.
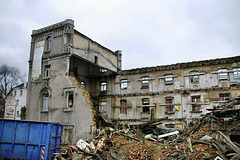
<box><xmin>54</xmin><ymin>96</ymin><xmax>240</xmax><ymax>159</ymax></box>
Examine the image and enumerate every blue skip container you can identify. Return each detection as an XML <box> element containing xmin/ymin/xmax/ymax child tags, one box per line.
<box><xmin>0</xmin><ymin>118</ymin><xmax>62</xmax><ymax>160</ymax></box>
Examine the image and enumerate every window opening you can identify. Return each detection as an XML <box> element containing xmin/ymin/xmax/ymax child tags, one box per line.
<box><xmin>165</xmin><ymin>74</ymin><xmax>173</xmax><ymax>85</ymax></box>
<box><xmin>190</xmin><ymin>71</ymin><xmax>199</xmax><ymax>83</ymax></box>
<box><xmin>100</xmin><ymin>68</ymin><xmax>107</xmax><ymax>72</ymax></box>
<box><xmin>94</xmin><ymin>56</ymin><xmax>98</xmax><ymax>64</ymax></box>
<box><xmin>166</xmin><ymin>97</ymin><xmax>174</xmax><ymax>112</ymax></box>
<box><xmin>17</xmin><ymin>111</ymin><xmax>20</xmax><ymax>117</ymax></box>
<box><xmin>233</xmin><ymin>68</ymin><xmax>240</xmax><ymax>79</ymax></box>
<box><xmin>218</xmin><ymin>69</ymin><xmax>228</xmax><ymax>80</ymax></box>
<box><xmin>66</xmin><ymin>91</ymin><xmax>74</xmax><ymax>109</ymax></box>
<box><xmin>142</xmin><ymin>98</ymin><xmax>150</xmax><ymax>113</ymax></box>
<box><xmin>100</xmin><ymin>101</ymin><xmax>107</xmax><ymax>113</ymax></box>
<box><xmin>14</xmin><ymin>91</ymin><xmax>17</xmax><ymax>96</ymax></box>
<box><xmin>219</xmin><ymin>93</ymin><xmax>230</xmax><ymax>104</ymax></box>
<box><xmin>100</xmin><ymin>82</ymin><xmax>107</xmax><ymax>91</ymax></box>
<box><xmin>20</xmin><ymin>90</ymin><xmax>23</xmax><ymax>96</ymax></box>
<box><xmin>44</xmin><ymin>65</ymin><xmax>51</xmax><ymax>78</ymax></box>
<box><xmin>120</xmin><ymin>79</ymin><xmax>128</xmax><ymax>90</ymax></box>
<box><xmin>141</xmin><ymin>77</ymin><xmax>149</xmax><ymax>88</ymax></box>
<box><xmin>46</xmin><ymin>36</ymin><xmax>52</xmax><ymax>51</ymax></box>
<box><xmin>43</xmin><ymin>93</ymin><xmax>49</xmax><ymax>111</ymax></box>
<box><xmin>81</xmin><ymin>81</ymin><xmax>85</xmax><ymax>89</ymax></box>
<box><xmin>120</xmin><ymin>100</ymin><xmax>127</xmax><ymax>113</ymax></box>
<box><xmin>192</xmin><ymin>96</ymin><xmax>201</xmax><ymax>112</ymax></box>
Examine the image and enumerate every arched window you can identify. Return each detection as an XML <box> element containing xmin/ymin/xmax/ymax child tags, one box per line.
<box><xmin>46</xmin><ymin>36</ymin><xmax>52</xmax><ymax>51</ymax></box>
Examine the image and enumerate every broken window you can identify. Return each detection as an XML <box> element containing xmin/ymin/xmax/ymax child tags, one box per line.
<box><xmin>142</xmin><ymin>98</ymin><xmax>150</xmax><ymax>113</ymax></box>
<box><xmin>233</xmin><ymin>68</ymin><xmax>240</xmax><ymax>79</ymax></box>
<box><xmin>166</xmin><ymin>97</ymin><xmax>174</xmax><ymax>112</ymax></box>
<box><xmin>66</xmin><ymin>91</ymin><xmax>74</xmax><ymax>109</ymax></box>
<box><xmin>46</xmin><ymin>36</ymin><xmax>52</xmax><ymax>51</ymax></box>
<box><xmin>81</xmin><ymin>81</ymin><xmax>86</xmax><ymax>89</ymax></box>
<box><xmin>44</xmin><ymin>65</ymin><xmax>51</xmax><ymax>78</ymax></box>
<box><xmin>219</xmin><ymin>93</ymin><xmax>230</xmax><ymax>103</ymax></box>
<box><xmin>190</xmin><ymin>71</ymin><xmax>199</xmax><ymax>83</ymax></box>
<box><xmin>120</xmin><ymin>79</ymin><xmax>128</xmax><ymax>90</ymax></box>
<box><xmin>191</xmin><ymin>96</ymin><xmax>201</xmax><ymax>112</ymax></box>
<box><xmin>165</xmin><ymin>74</ymin><xmax>173</xmax><ymax>85</ymax></box>
<box><xmin>100</xmin><ymin>82</ymin><xmax>107</xmax><ymax>91</ymax></box>
<box><xmin>43</xmin><ymin>93</ymin><xmax>49</xmax><ymax>111</ymax></box>
<box><xmin>120</xmin><ymin>100</ymin><xmax>127</xmax><ymax>114</ymax></box>
<box><xmin>99</xmin><ymin>101</ymin><xmax>107</xmax><ymax>113</ymax></box>
<box><xmin>218</xmin><ymin>69</ymin><xmax>228</xmax><ymax>80</ymax></box>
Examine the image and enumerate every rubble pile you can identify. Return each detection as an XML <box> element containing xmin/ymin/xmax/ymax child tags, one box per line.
<box><xmin>54</xmin><ymin>96</ymin><xmax>240</xmax><ymax>160</ymax></box>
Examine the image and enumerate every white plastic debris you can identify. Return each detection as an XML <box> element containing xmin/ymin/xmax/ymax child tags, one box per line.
<box><xmin>76</xmin><ymin>139</ymin><xmax>91</xmax><ymax>153</ymax></box>
<box><xmin>158</xmin><ymin>131</ymin><xmax>179</xmax><ymax>139</ymax></box>
<box><xmin>200</xmin><ymin>135</ymin><xmax>213</xmax><ymax>141</ymax></box>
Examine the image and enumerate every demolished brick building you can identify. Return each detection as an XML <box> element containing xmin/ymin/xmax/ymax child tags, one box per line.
<box><xmin>26</xmin><ymin>19</ymin><xmax>240</xmax><ymax>143</ymax></box>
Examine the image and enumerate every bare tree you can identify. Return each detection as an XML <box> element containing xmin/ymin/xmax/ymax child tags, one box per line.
<box><xmin>0</xmin><ymin>64</ymin><xmax>25</xmax><ymax>101</ymax></box>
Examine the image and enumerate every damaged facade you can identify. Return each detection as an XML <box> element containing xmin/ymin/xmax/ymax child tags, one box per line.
<box><xmin>111</xmin><ymin>56</ymin><xmax>240</xmax><ymax>129</ymax></box>
<box><xmin>26</xmin><ymin>19</ymin><xmax>121</xmax><ymax>143</ymax></box>
<box><xmin>26</xmin><ymin>19</ymin><xmax>240</xmax><ymax>143</ymax></box>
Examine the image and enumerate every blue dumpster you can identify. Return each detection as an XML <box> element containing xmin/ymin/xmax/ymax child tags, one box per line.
<box><xmin>0</xmin><ymin>119</ymin><xmax>62</xmax><ymax>160</ymax></box>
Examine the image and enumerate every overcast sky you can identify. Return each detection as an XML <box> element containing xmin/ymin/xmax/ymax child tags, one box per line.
<box><xmin>0</xmin><ymin>0</ymin><xmax>239</xmax><ymax>79</ymax></box>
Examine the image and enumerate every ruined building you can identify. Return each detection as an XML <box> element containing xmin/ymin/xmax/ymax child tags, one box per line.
<box><xmin>26</xmin><ymin>19</ymin><xmax>240</xmax><ymax>143</ymax></box>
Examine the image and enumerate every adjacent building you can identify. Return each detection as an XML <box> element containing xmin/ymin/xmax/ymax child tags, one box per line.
<box><xmin>4</xmin><ymin>83</ymin><xmax>27</xmax><ymax>120</ymax></box>
<box><xmin>26</xmin><ymin>19</ymin><xmax>240</xmax><ymax>143</ymax></box>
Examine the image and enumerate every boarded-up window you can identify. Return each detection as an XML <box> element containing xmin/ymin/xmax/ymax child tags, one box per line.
<box><xmin>166</xmin><ymin>97</ymin><xmax>174</xmax><ymax>112</ymax></box>
<box><xmin>120</xmin><ymin>100</ymin><xmax>127</xmax><ymax>113</ymax></box>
